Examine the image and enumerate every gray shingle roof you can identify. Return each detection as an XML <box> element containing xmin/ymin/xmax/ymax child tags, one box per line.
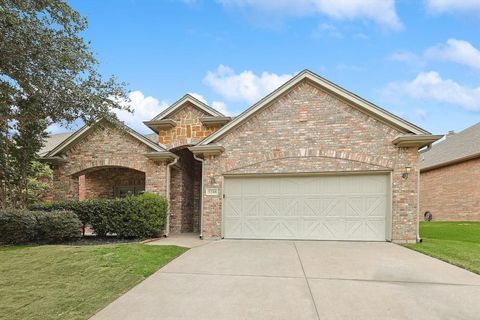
<box><xmin>420</xmin><ymin>122</ymin><xmax>480</xmax><ymax>171</ymax></box>
<box><xmin>39</xmin><ymin>132</ymin><xmax>74</xmax><ymax>156</ymax></box>
<box><xmin>143</xmin><ymin>133</ymin><xmax>158</xmax><ymax>143</ymax></box>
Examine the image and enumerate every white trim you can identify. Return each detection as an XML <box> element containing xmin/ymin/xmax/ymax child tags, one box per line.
<box><xmin>46</xmin><ymin>118</ymin><xmax>166</xmax><ymax>157</ymax></box>
<box><xmin>151</xmin><ymin>94</ymin><xmax>224</xmax><ymax>121</ymax></box>
<box><xmin>200</xmin><ymin>70</ymin><xmax>429</xmax><ymax>145</ymax></box>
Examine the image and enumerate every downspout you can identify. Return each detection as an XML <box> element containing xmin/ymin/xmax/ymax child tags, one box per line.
<box><xmin>416</xmin><ymin>166</ymin><xmax>421</xmax><ymax>243</ymax></box>
<box><xmin>192</xmin><ymin>154</ymin><xmax>204</xmax><ymax>240</ymax></box>
<box><xmin>416</xmin><ymin>144</ymin><xmax>431</xmax><ymax>243</ymax></box>
<box><xmin>165</xmin><ymin>157</ymin><xmax>178</xmax><ymax>237</ymax></box>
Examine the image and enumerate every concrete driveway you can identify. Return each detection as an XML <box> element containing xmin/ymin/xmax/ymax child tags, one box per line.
<box><xmin>91</xmin><ymin>240</ymin><xmax>480</xmax><ymax>320</ymax></box>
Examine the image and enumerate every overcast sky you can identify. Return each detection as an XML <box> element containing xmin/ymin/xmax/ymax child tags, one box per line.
<box><xmin>53</xmin><ymin>0</ymin><xmax>480</xmax><ymax>135</ymax></box>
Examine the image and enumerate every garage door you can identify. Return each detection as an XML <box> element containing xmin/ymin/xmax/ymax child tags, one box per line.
<box><xmin>223</xmin><ymin>174</ymin><xmax>389</xmax><ymax>241</ymax></box>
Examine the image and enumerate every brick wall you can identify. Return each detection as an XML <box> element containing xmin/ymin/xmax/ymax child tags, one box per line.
<box><xmin>50</xmin><ymin>122</ymin><xmax>168</xmax><ymax>200</ymax></box>
<box><xmin>201</xmin><ymin>80</ymin><xmax>419</xmax><ymax>242</ymax></box>
<box><xmin>84</xmin><ymin>167</ymin><xmax>145</xmax><ymax>199</ymax></box>
<box><xmin>157</xmin><ymin>103</ymin><xmax>222</xmax><ymax>149</ymax></box>
<box><xmin>169</xmin><ymin>148</ymin><xmax>201</xmax><ymax>234</ymax></box>
<box><xmin>420</xmin><ymin>157</ymin><xmax>480</xmax><ymax>220</ymax></box>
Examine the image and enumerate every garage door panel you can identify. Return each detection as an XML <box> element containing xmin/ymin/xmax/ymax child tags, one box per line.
<box><xmin>264</xmin><ymin>217</ymin><xmax>299</xmax><ymax>239</ymax></box>
<box><xmin>224</xmin><ymin>174</ymin><xmax>388</xmax><ymax>241</ymax></box>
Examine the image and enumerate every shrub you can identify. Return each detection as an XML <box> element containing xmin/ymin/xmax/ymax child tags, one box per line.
<box><xmin>30</xmin><ymin>200</ymin><xmax>90</xmax><ymax>225</ymax></box>
<box><xmin>111</xmin><ymin>193</ymin><xmax>168</xmax><ymax>238</ymax></box>
<box><xmin>0</xmin><ymin>210</ymin><xmax>37</xmax><ymax>244</ymax></box>
<box><xmin>34</xmin><ymin>211</ymin><xmax>82</xmax><ymax>242</ymax></box>
<box><xmin>0</xmin><ymin>209</ymin><xmax>82</xmax><ymax>244</ymax></box>
<box><xmin>30</xmin><ymin>193</ymin><xmax>168</xmax><ymax>239</ymax></box>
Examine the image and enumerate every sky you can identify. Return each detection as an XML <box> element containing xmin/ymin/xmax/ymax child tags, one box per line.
<box><xmin>53</xmin><ymin>0</ymin><xmax>480</xmax><ymax>135</ymax></box>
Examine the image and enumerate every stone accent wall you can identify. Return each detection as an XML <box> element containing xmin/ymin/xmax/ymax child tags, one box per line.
<box><xmin>420</xmin><ymin>158</ymin><xmax>480</xmax><ymax>221</ymax></box>
<box><xmin>200</xmin><ymin>80</ymin><xmax>419</xmax><ymax>242</ymax></box>
<box><xmin>50</xmin><ymin>122</ymin><xmax>168</xmax><ymax>201</ymax></box>
<box><xmin>84</xmin><ymin>168</ymin><xmax>145</xmax><ymax>199</ymax></box>
<box><xmin>157</xmin><ymin>103</ymin><xmax>222</xmax><ymax>149</ymax></box>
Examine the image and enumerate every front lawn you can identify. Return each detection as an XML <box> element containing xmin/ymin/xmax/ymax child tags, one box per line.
<box><xmin>0</xmin><ymin>244</ymin><xmax>187</xmax><ymax>320</ymax></box>
<box><xmin>404</xmin><ymin>221</ymin><xmax>480</xmax><ymax>275</ymax></box>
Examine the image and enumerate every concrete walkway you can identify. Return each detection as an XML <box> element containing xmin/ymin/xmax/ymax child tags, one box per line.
<box><xmin>91</xmin><ymin>240</ymin><xmax>480</xmax><ymax>320</ymax></box>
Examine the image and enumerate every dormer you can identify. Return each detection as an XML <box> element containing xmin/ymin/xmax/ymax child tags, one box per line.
<box><xmin>144</xmin><ymin>94</ymin><xmax>231</xmax><ymax>149</ymax></box>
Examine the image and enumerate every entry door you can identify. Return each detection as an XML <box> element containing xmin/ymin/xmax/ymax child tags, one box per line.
<box><xmin>223</xmin><ymin>174</ymin><xmax>389</xmax><ymax>241</ymax></box>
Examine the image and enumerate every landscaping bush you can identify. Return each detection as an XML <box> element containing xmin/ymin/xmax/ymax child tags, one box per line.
<box><xmin>111</xmin><ymin>193</ymin><xmax>168</xmax><ymax>238</ymax></box>
<box><xmin>30</xmin><ymin>193</ymin><xmax>168</xmax><ymax>239</ymax></box>
<box><xmin>0</xmin><ymin>209</ymin><xmax>82</xmax><ymax>244</ymax></box>
<box><xmin>30</xmin><ymin>200</ymin><xmax>90</xmax><ymax>225</ymax></box>
<box><xmin>34</xmin><ymin>211</ymin><xmax>82</xmax><ymax>242</ymax></box>
<box><xmin>0</xmin><ymin>210</ymin><xmax>37</xmax><ymax>244</ymax></box>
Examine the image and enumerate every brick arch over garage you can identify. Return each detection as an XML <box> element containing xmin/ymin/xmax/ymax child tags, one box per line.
<box><xmin>224</xmin><ymin>148</ymin><xmax>394</xmax><ymax>174</ymax></box>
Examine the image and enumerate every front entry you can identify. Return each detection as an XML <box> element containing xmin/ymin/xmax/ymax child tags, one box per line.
<box><xmin>223</xmin><ymin>174</ymin><xmax>389</xmax><ymax>241</ymax></box>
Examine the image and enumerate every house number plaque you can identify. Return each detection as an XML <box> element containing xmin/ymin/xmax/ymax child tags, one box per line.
<box><xmin>206</xmin><ymin>188</ymin><xmax>219</xmax><ymax>196</ymax></box>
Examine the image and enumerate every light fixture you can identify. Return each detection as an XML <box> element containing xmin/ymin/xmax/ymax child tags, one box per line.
<box><xmin>402</xmin><ymin>166</ymin><xmax>412</xmax><ymax>179</ymax></box>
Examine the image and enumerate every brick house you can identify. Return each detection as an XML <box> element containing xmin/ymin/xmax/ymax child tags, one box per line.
<box><xmin>41</xmin><ymin>70</ymin><xmax>441</xmax><ymax>242</ymax></box>
<box><xmin>420</xmin><ymin>122</ymin><xmax>480</xmax><ymax>221</ymax></box>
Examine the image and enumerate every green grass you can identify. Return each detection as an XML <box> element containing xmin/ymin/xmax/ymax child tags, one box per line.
<box><xmin>0</xmin><ymin>243</ymin><xmax>188</xmax><ymax>320</ymax></box>
<box><xmin>404</xmin><ymin>221</ymin><xmax>480</xmax><ymax>275</ymax></box>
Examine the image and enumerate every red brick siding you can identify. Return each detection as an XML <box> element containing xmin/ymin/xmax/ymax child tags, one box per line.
<box><xmin>84</xmin><ymin>168</ymin><xmax>145</xmax><ymax>199</ymax></box>
<box><xmin>201</xmin><ymin>80</ymin><xmax>419</xmax><ymax>242</ymax></box>
<box><xmin>169</xmin><ymin>148</ymin><xmax>201</xmax><ymax>234</ymax></box>
<box><xmin>420</xmin><ymin>157</ymin><xmax>480</xmax><ymax>221</ymax></box>
<box><xmin>50</xmin><ymin>122</ymin><xmax>167</xmax><ymax>200</ymax></box>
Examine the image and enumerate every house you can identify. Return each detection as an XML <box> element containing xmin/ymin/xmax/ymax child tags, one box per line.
<box><xmin>41</xmin><ymin>70</ymin><xmax>441</xmax><ymax>242</ymax></box>
<box><xmin>420</xmin><ymin>122</ymin><xmax>480</xmax><ymax>221</ymax></box>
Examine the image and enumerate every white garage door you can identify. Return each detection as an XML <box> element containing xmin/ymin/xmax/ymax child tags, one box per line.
<box><xmin>223</xmin><ymin>174</ymin><xmax>389</xmax><ymax>241</ymax></box>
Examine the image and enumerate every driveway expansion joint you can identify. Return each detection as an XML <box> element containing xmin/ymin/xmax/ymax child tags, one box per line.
<box><xmin>293</xmin><ymin>241</ymin><xmax>321</xmax><ymax>320</ymax></box>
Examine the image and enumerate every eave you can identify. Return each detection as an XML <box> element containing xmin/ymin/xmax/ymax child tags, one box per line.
<box><xmin>144</xmin><ymin>151</ymin><xmax>179</xmax><ymax>162</ymax></box>
<box><xmin>392</xmin><ymin>134</ymin><xmax>443</xmax><ymax>149</ymax></box>
<box><xmin>200</xmin><ymin>116</ymin><xmax>232</xmax><ymax>127</ymax></box>
<box><xmin>189</xmin><ymin>145</ymin><xmax>225</xmax><ymax>156</ymax></box>
<box><xmin>143</xmin><ymin>119</ymin><xmax>177</xmax><ymax>133</ymax></box>
<box><xmin>39</xmin><ymin>156</ymin><xmax>68</xmax><ymax>164</ymax></box>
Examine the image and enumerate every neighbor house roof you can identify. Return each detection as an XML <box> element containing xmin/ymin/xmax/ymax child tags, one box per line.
<box><xmin>199</xmin><ymin>69</ymin><xmax>430</xmax><ymax>145</ymax></box>
<box><xmin>44</xmin><ymin>118</ymin><xmax>166</xmax><ymax>158</ymax></box>
<box><xmin>421</xmin><ymin>122</ymin><xmax>480</xmax><ymax>171</ymax></box>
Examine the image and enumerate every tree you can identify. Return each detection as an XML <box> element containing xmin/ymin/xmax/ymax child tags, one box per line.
<box><xmin>0</xmin><ymin>0</ymin><xmax>131</xmax><ymax>208</ymax></box>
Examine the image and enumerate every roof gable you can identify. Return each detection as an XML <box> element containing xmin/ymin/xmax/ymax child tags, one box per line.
<box><xmin>421</xmin><ymin>122</ymin><xmax>480</xmax><ymax>171</ymax></box>
<box><xmin>151</xmin><ymin>94</ymin><xmax>224</xmax><ymax>121</ymax></box>
<box><xmin>45</xmin><ymin>118</ymin><xmax>166</xmax><ymax>157</ymax></box>
<box><xmin>199</xmin><ymin>69</ymin><xmax>429</xmax><ymax>145</ymax></box>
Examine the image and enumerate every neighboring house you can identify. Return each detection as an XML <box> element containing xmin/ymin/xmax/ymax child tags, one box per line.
<box><xmin>41</xmin><ymin>70</ymin><xmax>441</xmax><ymax>242</ymax></box>
<box><xmin>420</xmin><ymin>122</ymin><xmax>480</xmax><ymax>221</ymax></box>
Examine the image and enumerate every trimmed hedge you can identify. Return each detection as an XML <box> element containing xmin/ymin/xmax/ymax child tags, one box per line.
<box><xmin>30</xmin><ymin>193</ymin><xmax>168</xmax><ymax>238</ymax></box>
<box><xmin>0</xmin><ymin>210</ymin><xmax>82</xmax><ymax>244</ymax></box>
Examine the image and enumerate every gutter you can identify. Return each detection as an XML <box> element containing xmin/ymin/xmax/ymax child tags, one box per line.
<box><xmin>192</xmin><ymin>154</ymin><xmax>205</xmax><ymax>240</ymax></box>
<box><xmin>165</xmin><ymin>157</ymin><xmax>178</xmax><ymax>237</ymax></box>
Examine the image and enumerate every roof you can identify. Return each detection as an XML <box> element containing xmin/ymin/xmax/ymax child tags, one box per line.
<box><xmin>44</xmin><ymin>119</ymin><xmax>165</xmax><ymax>157</ymax></box>
<box><xmin>39</xmin><ymin>132</ymin><xmax>74</xmax><ymax>156</ymax></box>
<box><xmin>420</xmin><ymin>122</ymin><xmax>480</xmax><ymax>171</ymax></box>
<box><xmin>151</xmin><ymin>94</ymin><xmax>224</xmax><ymax>121</ymax></box>
<box><xmin>199</xmin><ymin>69</ymin><xmax>429</xmax><ymax>145</ymax></box>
